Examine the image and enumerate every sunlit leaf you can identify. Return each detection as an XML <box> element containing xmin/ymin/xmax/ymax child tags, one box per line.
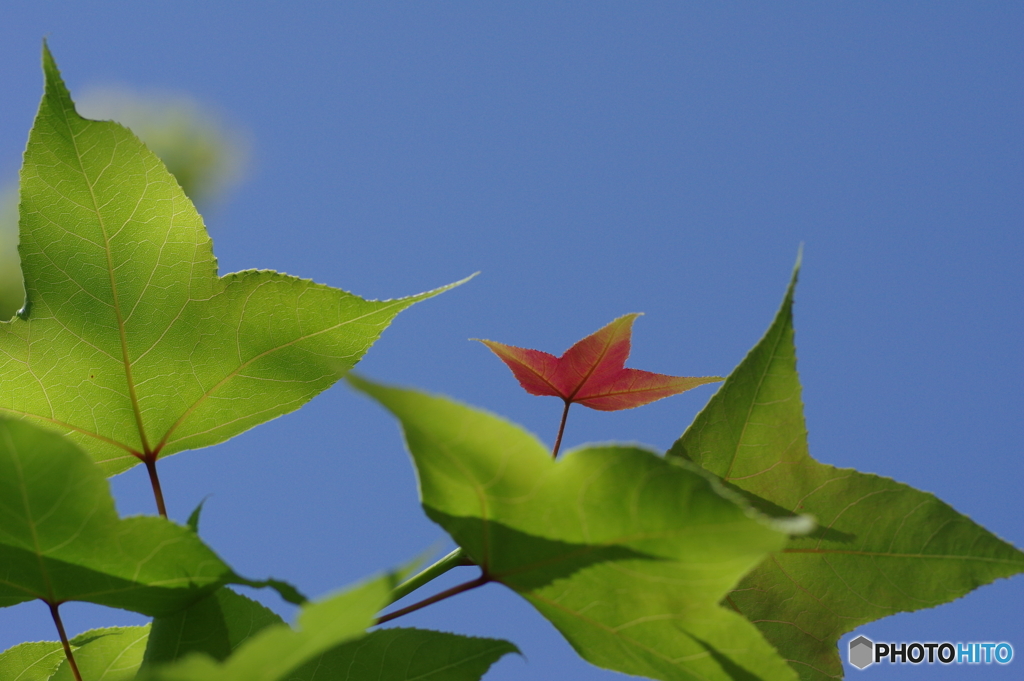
<box><xmin>669</xmin><ymin>263</ymin><xmax>1024</xmax><ymax>679</ymax></box>
<box><xmin>0</xmin><ymin>640</ymin><xmax>65</xmax><ymax>681</ymax></box>
<box><xmin>51</xmin><ymin>626</ymin><xmax>150</xmax><ymax>681</ymax></box>
<box><xmin>0</xmin><ymin>44</ymin><xmax>460</xmax><ymax>478</ymax></box>
<box><xmin>478</xmin><ymin>313</ymin><xmax>721</xmax><ymax>411</ymax></box>
<box><xmin>350</xmin><ymin>375</ymin><xmax>802</xmax><ymax>681</ymax></box>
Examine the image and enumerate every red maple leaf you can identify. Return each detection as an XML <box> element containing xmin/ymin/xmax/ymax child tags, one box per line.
<box><xmin>476</xmin><ymin>313</ymin><xmax>722</xmax><ymax>456</ymax></box>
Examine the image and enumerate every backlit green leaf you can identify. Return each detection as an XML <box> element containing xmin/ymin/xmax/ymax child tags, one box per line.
<box><xmin>350</xmin><ymin>375</ymin><xmax>800</xmax><ymax>681</ymax></box>
<box><xmin>51</xmin><ymin>626</ymin><xmax>150</xmax><ymax>681</ymax></box>
<box><xmin>669</xmin><ymin>264</ymin><xmax>1024</xmax><ymax>679</ymax></box>
<box><xmin>0</xmin><ymin>45</ymin><xmax>459</xmax><ymax>477</ymax></box>
<box><xmin>0</xmin><ymin>640</ymin><xmax>65</xmax><ymax>681</ymax></box>
<box><xmin>0</xmin><ymin>417</ymin><xmax>232</xmax><ymax>615</ymax></box>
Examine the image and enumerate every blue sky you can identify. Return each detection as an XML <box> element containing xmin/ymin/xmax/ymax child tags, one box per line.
<box><xmin>1</xmin><ymin>4</ymin><xmax>1021</xmax><ymax>679</ymax></box>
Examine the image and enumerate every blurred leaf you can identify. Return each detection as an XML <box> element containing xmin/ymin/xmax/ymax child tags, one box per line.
<box><xmin>76</xmin><ymin>87</ymin><xmax>247</xmax><ymax>207</ymax></box>
<box><xmin>0</xmin><ymin>640</ymin><xmax>65</xmax><ymax>681</ymax></box>
<box><xmin>290</xmin><ymin>628</ymin><xmax>518</xmax><ymax>681</ymax></box>
<box><xmin>0</xmin><ymin>417</ymin><xmax>232</xmax><ymax>615</ymax></box>
<box><xmin>350</xmin><ymin>375</ymin><xmax>800</xmax><ymax>681</ymax></box>
<box><xmin>50</xmin><ymin>626</ymin><xmax>150</xmax><ymax>681</ymax></box>
<box><xmin>0</xmin><ymin>188</ymin><xmax>23</xmax><ymax>321</ymax></box>
<box><xmin>144</xmin><ymin>588</ymin><xmax>283</xmax><ymax>665</ymax></box>
<box><xmin>140</xmin><ymin>571</ymin><xmax>389</xmax><ymax>681</ymax></box>
<box><xmin>669</xmin><ymin>263</ymin><xmax>1024</xmax><ymax>679</ymax></box>
<box><xmin>0</xmin><ymin>44</ymin><xmax>460</xmax><ymax>477</ymax></box>
<box><xmin>141</xmin><ymin>572</ymin><xmax>516</xmax><ymax>681</ymax></box>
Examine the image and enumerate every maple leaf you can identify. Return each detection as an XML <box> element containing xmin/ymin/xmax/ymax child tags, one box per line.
<box><xmin>0</xmin><ymin>45</ymin><xmax>460</xmax><ymax>516</ymax></box>
<box><xmin>670</xmin><ymin>264</ymin><xmax>1024</xmax><ymax>679</ymax></box>
<box><xmin>476</xmin><ymin>313</ymin><xmax>722</xmax><ymax>455</ymax></box>
<box><xmin>349</xmin><ymin>374</ymin><xmax>801</xmax><ymax>681</ymax></box>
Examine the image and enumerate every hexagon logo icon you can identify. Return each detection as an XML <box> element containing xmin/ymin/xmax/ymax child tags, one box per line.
<box><xmin>849</xmin><ymin>635</ymin><xmax>874</xmax><ymax>670</ymax></box>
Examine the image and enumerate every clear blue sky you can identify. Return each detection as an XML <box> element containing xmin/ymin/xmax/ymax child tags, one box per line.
<box><xmin>2</xmin><ymin>4</ymin><xmax>1021</xmax><ymax>679</ymax></box>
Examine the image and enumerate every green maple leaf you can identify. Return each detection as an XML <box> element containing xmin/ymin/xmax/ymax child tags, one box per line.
<box><xmin>0</xmin><ymin>640</ymin><xmax>66</xmax><ymax>681</ymax></box>
<box><xmin>350</xmin><ymin>374</ymin><xmax>809</xmax><ymax>681</ymax></box>
<box><xmin>50</xmin><ymin>626</ymin><xmax>151</xmax><ymax>681</ymax></box>
<box><xmin>0</xmin><ymin>44</ymin><xmax>460</xmax><ymax>483</ymax></box>
<box><xmin>668</xmin><ymin>262</ymin><xmax>1024</xmax><ymax>679</ymax></box>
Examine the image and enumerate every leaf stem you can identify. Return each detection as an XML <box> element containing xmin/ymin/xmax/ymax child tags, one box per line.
<box><xmin>552</xmin><ymin>400</ymin><xmax>571</xmax><ymax>458</ymax></box>
<box><xmin>388</xmin><ymin>548</ymin><xmax>471</xmax><ymax>605</ymax></box>
<box><xmin>376</xmin><ymin>572</ymin><xmax>490</xmax><ymax>625</ymax></box>
<box><xmin>143</xmin><ymin>456</ymin><xmax>168</xmax><ymax>518</ymax></box>
<box><xmin>48</xmin><ymin>602</ymin><xmax>82</xmax><ymax>681</ymax></box>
